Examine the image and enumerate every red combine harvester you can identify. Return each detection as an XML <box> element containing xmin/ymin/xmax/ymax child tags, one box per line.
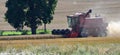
<box><xmin>52</xmin><ymin>9</ymin><xmax>108</xmax><ymax>38</ymax></box>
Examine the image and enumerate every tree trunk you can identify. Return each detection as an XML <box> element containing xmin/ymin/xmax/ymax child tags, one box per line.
<box><xmin>31</xmin><ymin>26</ymin><xmax>37</xmax><ymax>34</ymax></box>
<box><xmin>44</xmin><ymin>24</ymin><xmax>47</xmax><ymax>33</ymax></box>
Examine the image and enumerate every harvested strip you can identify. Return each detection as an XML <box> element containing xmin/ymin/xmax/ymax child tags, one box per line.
<box><xmin>0</xmin><ymin>34</ymin><xmax>63</xmax><ymax>40</ymax></box>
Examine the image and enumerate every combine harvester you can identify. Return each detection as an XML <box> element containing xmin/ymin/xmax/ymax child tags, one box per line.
<box><xmin>52</xmin><ymin>9</ymin><xmax>108</xmax><ymax>37</ymax></box>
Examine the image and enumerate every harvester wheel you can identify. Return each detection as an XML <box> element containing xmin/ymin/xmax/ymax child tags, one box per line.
<box><xmin>52</xmin><ymin>29</ymin><xmax>66</xmax><ymax>35</ymax></box>
<box><xmin>65</xmin><ymin>29</ymin><xmax>70</xmax><ymax>34</ymax></box>
<box><xmin>61</xmin><ymin>29</ymin><xmax>65</xmax><ymax>35</ymax></box>
<box><xmin>52</xmin><ymin>29</ymin><xmax>57</xmax><ymax>35</ymax></box>
<box><xmin>56</xmin><ymin>29</ymin><xmax>61</xmax><ymax>35</ymax></box>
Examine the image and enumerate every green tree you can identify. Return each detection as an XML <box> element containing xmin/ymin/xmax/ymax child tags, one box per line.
<box><xmin>5</xmin><ymin>0</ymin><xmax>58</xmax><ymax>34</ymax></box>
<box><xmin>25</xmin><ymin>0</ymin><xmax>58</xmax><ymax>34</ymax></box>
<box><xmin>5</xmin><ymin>0</ymin><xmax>27</xmax><ymax>31</ymax></box>
<box><xmin>40</xmin><ymin>0</ymin><xmax>58</xmax><ymax>32</ymax></box>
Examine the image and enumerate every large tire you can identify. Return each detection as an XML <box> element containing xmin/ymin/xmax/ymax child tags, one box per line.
<box><xmin>61</xmin><ymin>29</ymin><xmax>65</xmax><ymax>35</ymax></box>
<box><xmin>56</xmin><ymin>29</ymin><xmax>61</xmax><ymax>35</ymax></box>
<box><xmin>52</xmin><ymin>29</ymin><xmax>57</xmax><ymax>35</ymax></box>
<box><xmin>52</xmin><ymin>29</ymin><xmax>67</xmax><ymax>35</ymax></box>
<box><xmin>65</xmin><ymin>29</ymin><xmax>70</xmax><ymax>34</ymax></box>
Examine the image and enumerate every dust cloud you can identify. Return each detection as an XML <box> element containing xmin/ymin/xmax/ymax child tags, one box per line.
<box><xmin>107</xmin><ymin>21</ymin><xmax>120</xmax><ymax>37</ymax></box>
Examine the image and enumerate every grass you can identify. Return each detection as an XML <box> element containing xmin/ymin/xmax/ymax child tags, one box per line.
<box><xmin>0</xmin><ymin>29</ymin><xmax>51</xmax><ymax>36</ymax></box>
<box><xmin>0</xmin><ymin>43</ymin><xmax>120</xmax><ymax>55</ymax></box>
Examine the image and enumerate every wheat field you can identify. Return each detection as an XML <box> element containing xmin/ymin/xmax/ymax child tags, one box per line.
<box><xmin>0</xmin><ymin>37</ymin><xmax>119</xmax><ymax>48</ymax></box>
<box><xmin>0</xmin><ymin>0</ymin><xmax>120</xmax><ymax>54</ymax></box>
<box><xmin>0</xmin><ymin>37</ymin><xmax>120</xmax><ymax>55</ymax></box>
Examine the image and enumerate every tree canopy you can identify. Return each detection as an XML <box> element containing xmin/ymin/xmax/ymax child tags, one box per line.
<box><xmin>5</xmin><ymin>0</ymin><xmax>58</xmax><ymax>34</ymax></box>
<box><xmin>5</xmin><ymin>0</ymin><xmax>27</xmax><ymax>30</ymax></box>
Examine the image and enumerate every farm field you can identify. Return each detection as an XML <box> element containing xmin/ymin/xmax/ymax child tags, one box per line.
<box><xmin>0</xmin><ymin>37</ymin><xmax>120</xmax><ymax>55</ymax></box>
<box><xmin>0</xmin><ymin>37</ymin><xmax>120</xmax><ymax>48</ymax></box>
<box><xmin>0</xmin><ymin>0</ymin><xmax>120</xmax><ymax>55</ymax></box>
<box><xmin>0</xmin><ymin>44</ymin><xmax>120</xmax><ymax>55</ymax></box>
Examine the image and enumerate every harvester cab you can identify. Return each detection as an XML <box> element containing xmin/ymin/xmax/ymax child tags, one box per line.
<box><xmin>66</xmin><ymin>9</ymin><xmax>92</xmax><ymax>37</ymax></box>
